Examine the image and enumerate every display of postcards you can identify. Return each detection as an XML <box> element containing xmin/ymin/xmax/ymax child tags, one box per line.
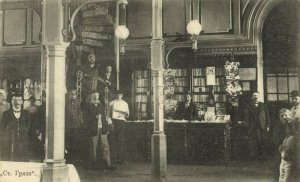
<box><xmin>164</xmin><ymin>99</ymin><xmax>178</xmax><ymax>114</ymax></box>
<box><xmin>164</xmin><ymin>86</ymin><xmax>175</xmax><ymax>95</ymax></box>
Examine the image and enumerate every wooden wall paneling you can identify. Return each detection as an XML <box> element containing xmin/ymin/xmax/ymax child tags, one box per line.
<box><xmin>0</xmin><ymin>10</ymin><xmax>3</xmax><ymax>48</ymax></box>
<box><xmin>200</xmin><ymin>0</ymin><xmax>232</xmax><ymax>34</ymax></box>
<box><xmin>233</xmin><ymin>0</ymin><xmax>241</xmax><ymax>34</ymax></box>
<box><xmin>162</xmin><ymin>0</ymin><xmax>186</xmax><ymax>36</ymax></box>
<box><xmin>32</xmin><ymin>9</ymin><xmax>41</xmax><ymax>44</ymax></box>
<box><xmin>127</xmin><ymin>0</ymin><xmax>152</xmax><ymax>38</ymax></box>
<box><xmin>3</xmin><ymin>9</ymin><xmax>27</xmax><ymax>45</ymax></box>
<box><xmin>26</xmin><ymin>8</ymin><xmax>32</xmax><ymax>46</ymax></box>
<box><xmin>185</xmin><ymin>0</ymin><xmax>192</xmax><ymax>24</ymax></box>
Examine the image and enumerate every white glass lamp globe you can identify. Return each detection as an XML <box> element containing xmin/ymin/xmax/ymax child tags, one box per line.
<box><xmin>186</xmin><ymin>20</ymin><xmax>202</xmax><ymax>36</ymax></box>
<box><xmin>115</xmin><ymin>25</ymin><xmax>130</xmax><ymax>40</ymax></box>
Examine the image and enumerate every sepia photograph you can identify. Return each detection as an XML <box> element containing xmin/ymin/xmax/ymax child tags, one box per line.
<box><xmin>0</xmin><ymin>0</ymin><xmax>300</xmax><ymax>181</ymax></box>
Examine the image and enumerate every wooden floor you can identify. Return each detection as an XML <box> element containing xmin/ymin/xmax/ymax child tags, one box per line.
<box><xmin>76</xmin><ymin>160</ymin><xmax>276</xmax><ymax>182</ymax></box>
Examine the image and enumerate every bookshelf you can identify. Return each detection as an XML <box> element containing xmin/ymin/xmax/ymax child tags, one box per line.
<box><xmin>133</xmin><ymin>70</ymin><xmax>150</xmax><ymax>119</ymax></box>
<box><xmin>173</xmin><ymin>69</ymin><xmax>189</xmax><ymax>102</ymax></box>
<box><xmin>192</xmin><ymin>67</ymin><xmax>227</xmax><ymax>116</ymax></box>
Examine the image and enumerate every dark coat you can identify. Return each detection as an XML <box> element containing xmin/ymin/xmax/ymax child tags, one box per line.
<box><xmin>98</xmin><ymin>72</ymin><xmax>116</xmax><ymax>104</ymax></box>
<box><xmin>244</xmin><ymin>102</ymin><xmax>270</xmax><ymax>137</ymax></box>
<box><xmin>84</xmin><ymin>103</ymin><xmax>108</xmax><ymax>136</ymax></box>
<box><xmin>0</xmin><ymin>109</ymin><xmax>32</xmax><ymax>161</ymax></box>
<box><xmin>174</xmin><ymin>102</ymin><xmax>198</xmax><ymax>120</ymax></box>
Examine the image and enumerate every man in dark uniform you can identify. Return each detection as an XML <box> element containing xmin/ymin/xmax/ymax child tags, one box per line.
<box><xmin>174</xmin><ymin>92</ymin><xmax>198</xmax><ymax>120</ymax></box>
<box><xmin>244</xmin><ymin>91</ymin><xmax>270</xmax><ymax>160</ymax></box>
<box><xmin>0</xmin><ymin>94</ymin><xmax>32</xmax><ymax>161</ymax></box>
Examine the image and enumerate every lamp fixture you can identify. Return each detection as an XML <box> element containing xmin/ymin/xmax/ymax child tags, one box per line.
<box><xmin>186</xmin><ymin>20</ymin><xmax>202</xmax><ymax>51</ymax></box>
<box><xmin>115</xmin><ymin>25</ymin><xmax>130</xmax><ymax>54</ymax></box>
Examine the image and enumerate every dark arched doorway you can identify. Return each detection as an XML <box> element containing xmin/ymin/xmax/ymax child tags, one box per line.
<box><xmin>262</xmin><ymin>0</ymin><xmax>300</xmax><ymax>122</ymax></box>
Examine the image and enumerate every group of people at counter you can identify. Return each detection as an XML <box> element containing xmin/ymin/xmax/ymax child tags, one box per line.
<box><xmin>0</xmin><ymin>51</ymin><xmax>299</xmax><ymax>181</ymax></box>
<box><xmin>177</xmin><ymin>89</ymin><xmax>300</xmax><ymax>182</ymax></box>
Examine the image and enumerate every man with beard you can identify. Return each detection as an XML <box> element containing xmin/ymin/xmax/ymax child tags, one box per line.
<box><xmin>0</xmin><ymin>93</ymin><xmax>32</xmax><ymax>161</ymax></box>
<box><xmin>80</xmin><ymin>52</ymin><xmax>106</xmax><ymax>106</ymax></box>
<box><xmin>244</xmin><ymin>91</ymin><xmax>270</xmax><ymax>160</ymax></box>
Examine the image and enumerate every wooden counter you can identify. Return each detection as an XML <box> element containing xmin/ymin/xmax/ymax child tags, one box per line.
<box><xmin>123</xmin><ymin>120</ymin><xmax>231</xmax><ymax>164</ymax></box>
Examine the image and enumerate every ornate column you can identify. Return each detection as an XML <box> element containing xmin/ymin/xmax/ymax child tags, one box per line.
<box><xmin>151</xmin><ymin>0</ymin><xmax>167</xmax><ymax>182</ymax></box>
<box><xmin>41</xmin><ymin>0</ymin><xmax>73</xmax><ymax>181</ymax></box>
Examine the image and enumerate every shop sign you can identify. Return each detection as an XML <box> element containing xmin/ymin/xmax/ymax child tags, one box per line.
<box><xmin>82</xmin><ymin>31</ymin><xmax>112</xmax><ymax>40</ymax></box>
<box><xmin>82</xmin><ymin>5</ymin><xmax>108</xmax><ymax>18</ymax></box>
<box><xmin>83</xmin><ymin>39</ymin><xmax>104</xmax><ymax>47</ymax></box>
<box><xmin>83</xmin><ymin>26</ymin><xmax>114</xmax><ymax>33</ymax></box>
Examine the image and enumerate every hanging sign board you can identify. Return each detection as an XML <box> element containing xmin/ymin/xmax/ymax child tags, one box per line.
<box><xmin>82</xmin><ymin>31</ymin><xmax>112</xmax><ymax>40</ymax></box>
<box><xmin>83</xmin><ymin>26</ymin><xmax>114</xmax><ymax>33</ymax></box>
<box><xmin>83</xmin><ymin>39</ymin><xmax>104</xmax><ymax>47</ymax></box>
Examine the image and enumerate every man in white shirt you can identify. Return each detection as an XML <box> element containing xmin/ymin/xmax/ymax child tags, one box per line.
<box><xmin>107</xmin><ymin>90</ymin><xmax>129</xmax><ymax>164</ymax></box>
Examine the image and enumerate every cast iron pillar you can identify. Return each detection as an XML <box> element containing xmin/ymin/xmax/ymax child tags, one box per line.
<box><xmin>151</xmin><ymin>0</ymin><xmax>167</xmax><ymax>182</ymax></box>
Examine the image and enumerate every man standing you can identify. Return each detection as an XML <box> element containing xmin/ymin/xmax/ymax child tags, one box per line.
<box><xmin>99</xmin><ymin>65</ymin><xmax>115</xmax><ymax>113</ymax></box>
<box><xmin>244</xmin><ymin>91</ymin><xmax>270</xmax><ymax>160</ymax></box>
<box><xmin>84</xmin><ymin>91</ymin><xmax>116</xmax><ymax>170</ymax></box>
<box><xmin>0</xmin><ymin>89</ymin><xmax>9</xmax><ymax>159</ymax></box>
<box><xmin>0</xmin><ymin>94</ymin><xmax>32</xmax><ymax>161</ymax></box>
<box><xmin>290</xmin><ymin>90</ymin><xmax>300</xmax><ymax>122</ymax></box>
<box><xmin>65</xmin><ymin>89</ymin><xmax>82</xmax><ymax>164</ymax></box>
<box><xmin>80</xmin><ymin>52</ymin><xmax>106</xmax><ymax>105</ymax></box>
<box><xmin>108</xmin><ymin>90</ymin><xmax>129</xmax><ymax>164</ymax></box>
<box><xmin>33</xmin><ymin>91</ymin><xmax>46</xmax><ymax>161</ymax></box>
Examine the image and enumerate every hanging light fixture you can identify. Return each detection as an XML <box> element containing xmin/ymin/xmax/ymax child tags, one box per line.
<box><xmin>115</xmin><ymin>25</ymin><xmax>129</xmax><ymax>54</ymax></box>
<box><xmin>186</xmin><ymin>20</ymin><xmax>202</xmax><ymax>51</ymax></box>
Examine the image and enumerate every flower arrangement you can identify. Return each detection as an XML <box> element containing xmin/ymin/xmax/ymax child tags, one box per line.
<box><xmin>224</xmin><ymin>59</ymin><xmax>242</xmax><ymax>105</ymax></box>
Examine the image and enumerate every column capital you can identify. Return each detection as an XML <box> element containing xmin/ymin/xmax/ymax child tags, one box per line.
<box><xmin>45</xmin><ymin>43</ymin><xmax>70</xmax><ymax>57</ymax></box>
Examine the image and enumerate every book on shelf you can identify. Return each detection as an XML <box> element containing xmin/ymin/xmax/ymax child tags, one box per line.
<box><xmin>174</xmin><ymin>69</ymin><xmax>188</xmax><ymax>77</ymax></box>
<box><xmin>135</xmin><ymin>95</ymin><xmax>148</xmax><ymax>102</ymax></box>
<box><xmin>174</xmin><ymin>95</ymin><xmax>184</xmax><ymax>102</ymax></box>
<box><xmin>174</xmin><ymin>77</ymin><xmax>188</xmax><ymax>86</ymax></box>
<box><xmin>215</xmin><ymin>68</ymin><xmax>225</xmax><ymax>76</ymax></box>
<box><xmin>136</xmin><ymin>78</ymin><xmax>148</xmax><ymax>87</ymax></box>
<box><xmin>193</xmin><ymin>68</ymin><xmax>205</xmax><ymax>76</ymax></box>
<box><xmin>214</xmin><ymin>94</ymin><xmax>226</xmax><ymax>102</ymax></box>
<box><xmin>193</xmin><ymin>78</ymin><xmax>206</xmax><ymax>86</ymax></box>
<box><xmin>193</xmin><ymin>95</ymin><xmax>210</xmax><ymax>102</ymax></box>
<box><xmin>135</xmin><ymin>70</ymin><xmax>148</xmax><ymax>78</ymax></box>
